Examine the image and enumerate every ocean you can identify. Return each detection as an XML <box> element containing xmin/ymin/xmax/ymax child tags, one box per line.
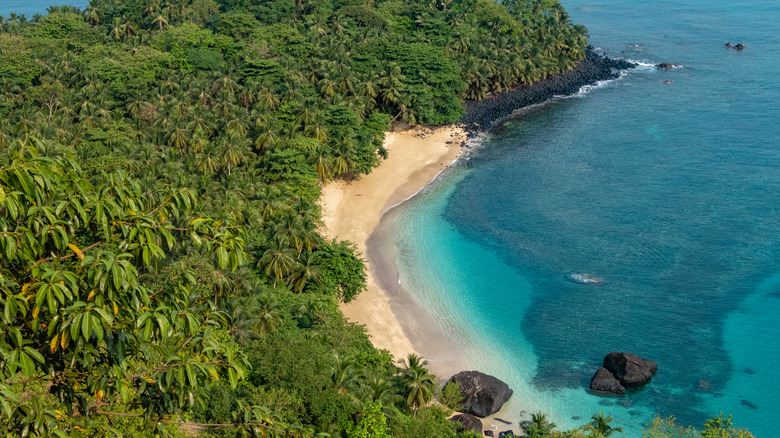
<box><xmin>381</xmin><ymin>0</ymin><xmax>780</xmax><ymax>436</ymax></box>
<box><xmin>1</xmin><ymin>0</ymin><xmax>88</xmax><ymax>18</ymax></box>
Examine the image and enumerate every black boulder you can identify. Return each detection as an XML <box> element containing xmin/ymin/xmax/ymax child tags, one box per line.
<box><xmin>447</xmin><ymin>371</ymin><xmax>513</xmax><ymax>417</ymax></box>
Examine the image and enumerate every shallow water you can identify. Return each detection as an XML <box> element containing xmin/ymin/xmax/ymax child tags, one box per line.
<box><xmin>387</xmin><ymin>0</ymin><xmax>780</xmax><ymax>436</ymax></box>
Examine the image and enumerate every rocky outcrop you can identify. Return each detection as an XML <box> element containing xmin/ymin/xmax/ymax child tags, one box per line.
<box><xmin>460</xmin><ymin>48</ymin><xmax>636</xmax><ymax>133</ymax></box>
<box><xmin>656</xmin><ymin>63</ymin><xmax>675</xmax><ymax>70</ymax></box>
<box><xmin>590</xmin><ymin>352</ymin><xmax>657</xmax><ymax>394</ymax></box>
<box><xmin>604</xmin><ymin>352</ymin><xmax>657</xmax><ymax>387</ymax></box>
<box><xmin>589</xmin><ymin>367</ymin><xmax>625</xmax><ymax>394</ymax></box>
<box><xmin>450</xmin><ymin>414</ymin><xmax>483</xmax><ymax>434</ymax></box>
<box><xmin>448</xmin><ymin>371</ymin><xmax>513</xmax><ymax>417</ymax></box>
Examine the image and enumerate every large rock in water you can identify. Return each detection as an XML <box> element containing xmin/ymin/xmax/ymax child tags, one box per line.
<box><xmin>448</xmin><ymin>371</ymin><xmax>513</xmax><ymax>417</ymax></box>
<box><xmin>450</xmin><ymin>414</ymin><xmax>483</xmax><ymax>434</ymax></box>
<box><xmin>604</xmin><ymin>352</ymin><xmax>658</xmax><ymax>387</ymax></box>
<box><xmin>589</xmin><ymin>367</ymin><xmax>625</xmax><ymax>394</ymax></box>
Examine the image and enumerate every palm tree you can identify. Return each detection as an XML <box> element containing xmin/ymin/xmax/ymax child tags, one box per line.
<box><xmin>307</xmin><ymin>143</ymin><xmax>332</xmax><ymax>184</ymax></box>
<box><xmin>167</xmin><ymin>120</ymin><xmax>191</xmax><ymax>155</ymax></box>
<box><xmin>256</xmin><ymin>293</ymin><xmax>283</xmax><ymax>334</ymax></box>
<box><xmin>122</xmin><ymin>19</ymin><xmax>137</xmax><ymax>38</ymax></box>
<box><xmin>522</xmin><ymin>411</ymin><xmax>557</xmax><ymax>438</ymax></box>
<box><xmin>213</xmin><ymin>73</ymin><xmax>238</xmax><ymax>96</ymax></box>
<box><xmin>224</xmin><ymin>296</ymin><xmax>264</xmax><ymax>345</ymax></box>
<box><xmin>583</xmin><ymin>412</ymin><xmax>623</xmax><ymax>437</ymax></box>
<box><xmin>359</xmin><ymin>376</ymin><xmax>400</xmax><ymax>409</ymax></box>
<box><xmin>217</xmin><ymin>134</ymin><xmax>253</xmax><ymax>175</ymax></box>
<box><xmin>258</xmin><ymin>240</ymin><xmax>297</xmax><ymax>287</ymax></box>
<box><xmin>401</xmin><ymin>354</ymin><xmax>435</xmax><ymax>414</ymax></box>
<box><xmin>254</xmin><ymin>116</ymin><xmax>281</xmax><ymax>154</ymax></box>
<box><xmin>379</xmin><ymin>71</ymin><xmax>403</xmax><ymax>107</ymax></box>
<box><xmin>330</xmin><ymin>354</ymin><xmax>358</xmax><ymax>393</ymax></box>
<box><xmin>144</xmin><ymin>0</ymin><xmax>161</xmax><ymax>16</ymax></box>
<box><xmin>255</xmin><ymin>88</ymin><xmax>280</xmax><ymax>112</ymax></box>
<box><xmin>318</xmin><ymin>73</ymin><xmax>338</xmax><ymax>98</ymax></box>
<box><xmin>256</xmin><ymin>184</ymin><xmax>289</xmax><ymax>222</ymax></box>
<box><xmin>152</xmin><ymin>14</ymin><xmax>168</xmax><ymax>31</ymax></box>
<box><xmin>84</xmin><ymin>7</ymin><xmax>102</xmax><ymax>26</ymax></box>
<box><xmin>289</xmin><ymin>252</ymin><xmax>323</xmax><ymax>293</ymax></box>
<box><xmin>109</xmin><ymin>17</ymin><xmax>123</xmax><ymax>41</ymax></box>
<box><xmin>304</xmin><ymin>111</ymin><xmax>329</xmax><ymax>142</ymax></box>
<box><xmin>294</xmin><ymin>296</ymin><xmax>326</xmax><ymax>327</ymax></box>
<box><xmin>196</xmin><ymin>143</ymin><xmax>222</xmax><ymax>174</ymax></box>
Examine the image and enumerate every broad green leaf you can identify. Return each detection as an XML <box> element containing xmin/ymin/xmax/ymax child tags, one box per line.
<box><xmin>81</xmin><ymin>312</ymin><xmax>92</xmax><ymax>340</ymax></box>
<box><xmin>186</xmin><ymin>364</ymin><xmax>196</xmax><ymax>388</ymax></box>
<box><xmin>19</xmin><ymin>351</ymin><xmax>35</xmax><ymax>378</ymax></box>
<box><xmin>228</xmin><ymin>368</ymin><xmax>237</xmax><ymax>389</ymax></box>
<box><xmin>4</xmin><ymin>235</ymin><xmax>16</xmax><ymax>259</ymax></box>
<box><xmin>216</xmin><ymin>246</ymin><xmax>228</xmax><ymax>269</ymax></box>
<box><xmin>23</xmin><ymin>346</ymin><xmax>44</xmax><ymax>364</ymax></box>
<box><xmin>91</xmin><ymin>314</ymin><xmax>103</xmax><ymax>343</ymax></box>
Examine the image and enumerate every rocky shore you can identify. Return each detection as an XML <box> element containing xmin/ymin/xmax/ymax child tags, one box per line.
<box><xmin>460</xmin><ymin>48</ymin><xmax>635</xmax><ymax>133</ymax></box>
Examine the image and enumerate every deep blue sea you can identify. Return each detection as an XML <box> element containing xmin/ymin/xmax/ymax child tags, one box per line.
<box><xmin>1</xmin><ymin>0</ymin><xmax>88</xmax><ymax>18</ymax></box>
<box><xmin>385</xmin><ymin>0</ymin><xmax>780</xmax><ymax>436</ymax></box>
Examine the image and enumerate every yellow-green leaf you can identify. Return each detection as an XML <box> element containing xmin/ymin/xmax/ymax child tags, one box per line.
<box><xmin>67</xmin><ymin>243</ymin><xmax>85</xmax><ymax>260</ymax></box>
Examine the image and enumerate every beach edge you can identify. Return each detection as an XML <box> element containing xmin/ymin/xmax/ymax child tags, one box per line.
<box><xmin>319</xmin><ymin>48</ymin><xmax>635</xmax><ymax>365</ymax></box>
<box><xmin>319</xmin><ymin>125</ymin><xmax>466</xmax><ymax>362</ymax></box>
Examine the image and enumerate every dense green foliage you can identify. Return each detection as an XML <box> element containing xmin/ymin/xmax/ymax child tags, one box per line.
<box><xmin>0</xmin><ymin>0</ymin><xmax>750</xmax><ymax>437</ymax></box>
<box><xmin>513</xmin><ymin>412</ymin><xmax>755</xmax><ymax>438</ymax></box>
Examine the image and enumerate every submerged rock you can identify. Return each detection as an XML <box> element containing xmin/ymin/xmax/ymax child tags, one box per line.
<box><xmin>741</xmin><ymin>399</ymin><xmax>758</xmax><ymax>409</ymax></box>
<box><xmin>448</xmin><ymin>371</ymin><xmax>513</xmax><ymax>417</ymax></box>
<box><xmin>450</xmin><ymin>413</ymin><xmax>483</xmax><ymax>434</ymax></box>
<box><xmin>569</xmin><ymin>273</ymin><xmax>605</xmax><ymax>284</ymax></box>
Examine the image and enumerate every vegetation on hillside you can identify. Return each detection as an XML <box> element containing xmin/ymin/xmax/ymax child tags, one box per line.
<box><xmin>0</xmin><ymin>0</ymin><xmax>752</xmax><ymax>436</ymax></box>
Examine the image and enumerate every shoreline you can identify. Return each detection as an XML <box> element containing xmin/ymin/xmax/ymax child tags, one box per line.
<box><xmin>460</xmin><ymin>48</ymin><xmax>635</xmax><ymax>133</ymax></box>
<box><xmin>319</xmin><ymin>49</ymin><xmax>636</xmax><ymax>433</ymax></box>
<box><xmin>320</xmin><ymin>48</ymin><xmax>635</xmax><ymax>363</ymax></box>
<box><xmin>319</xmin><ymin>125</ymin><xmax>466</xmax><ymax>362</ymax></box>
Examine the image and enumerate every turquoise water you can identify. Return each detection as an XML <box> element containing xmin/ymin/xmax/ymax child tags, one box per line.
<box><xmin>1</xmin><ymin>0</ymin><xmax>88</xmax><ymax>17</ymax></box>
<box><xmin>388</xmin><ymin>0</ymin><xmax>780</xmax><ymax>436</ymax></box>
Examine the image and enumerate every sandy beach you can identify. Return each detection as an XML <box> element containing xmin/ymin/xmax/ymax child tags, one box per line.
<box><xmin>319</xmin><ymin>125</ymin><xmax>465</xmax><ymax>362</ymax></box>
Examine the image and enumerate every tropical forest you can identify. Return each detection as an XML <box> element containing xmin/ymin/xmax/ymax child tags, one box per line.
<box><xmin>0</xmin><ymin>0</ymin><xmax>754</xmax><ymax>436</ymax></box>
